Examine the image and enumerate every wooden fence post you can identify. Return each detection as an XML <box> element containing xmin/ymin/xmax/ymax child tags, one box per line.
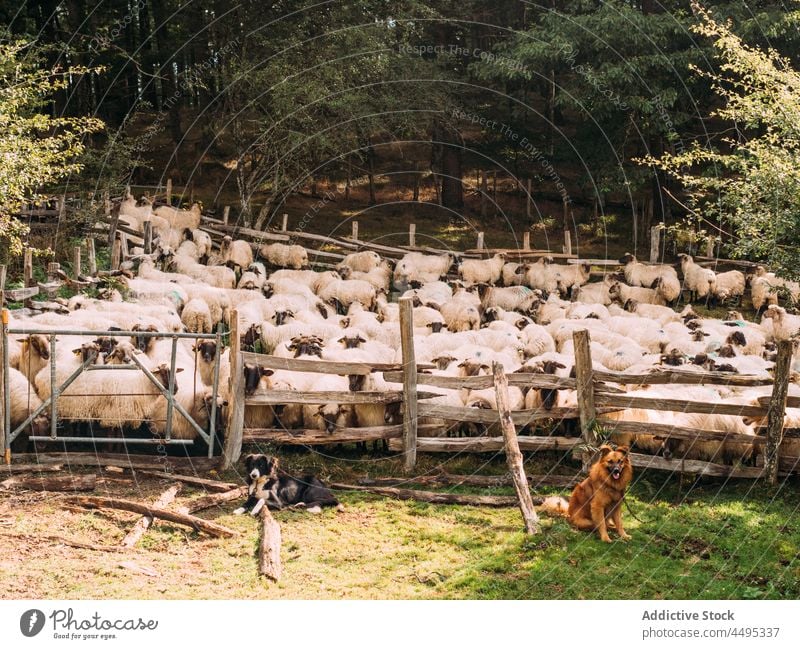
<box><xmin>87</xmin><ymin>239</ymin><xmax>97</xmax><ymax>276</ymax></box>
<box><xmin>476</xmin><ymin>232</ymin><xmax>484</xmax><ymax>250</ymax></box>
<box><xmin>0</xmin><ymin>265</ymin><xmax>5</xmax><ymax>306</ymax></box>
<box><xmin>563</xmin><ymin>230</ymin><xmax>572</xmax><ymax>256</ymax></box>
<box><xmin>649</xmin><ymin>224</ymin><xmax>661</xmax><ymax>263</ymax></box>
<box><xmin>764</xmin><ymin>339</ymin><xmax>793</xmax><ymax>484</ymax></box>
<box><xmin>705</xmin><ymin>237</ymin><xmax>715</xmax><ymax>258</ymax></box>
<box><xmin>72</xmin><ymin>246</ymin><xmax>81</xmax><ymax>279</ymax></box>
<box><xmin>143</xmin><ymin>220</ymin><xmax>153</xmax><ymax>255</ymax></box>
<box><xmin>166</xmin><ymin>178</ymin><xmax>172</xmax><ymax>205</ymax></box>
<box><xmin>526</xmin><ymin>178</ymin><xmax>532</xmax><ymax>219</ymax></box>
<box><xmin>480</xmin><ymin>171</ymin><xmax>488</xmax><ymax>218</ymax></box>
<box><xmin>223</xmin><ymin>206</ymin><xmax>230</xmax><ymax>225</ymax></box>
<box><xmin>281</xmin><ymin>213</ymin><xmax>288</xmax><ymax>232</ymax></box>
<box><xmin>493</xmin><ymin>362</ymin><xmax>540</xmax><ymax>534</ymax></box>
<box><xmin>57</xmin><ymin>196</ymin><xmax>66</xmax><ymax>221</ymax></box>
<box><xmin>222</xmin><ymin>310</ymin><xmax>245</xmax><ymax>469</ymax></box>
<box><xmin>111</xmin><ymin>237</ymin><xmax>122</xmax><ymax>270</ymax></box>
<box><xmin>103</xmin><ymin>189</ymin><xmax>111</xmax><ymax>216</ymax></box>
<box><xmin>352</xmin><ymin>221</ymin><xmax>359</xmax><ymax>241</ymax></box>
<box><xmin>23</xmin><ymin>249</ymin><xmax>33</xmax><ymax>308</ymax></box>
<box><xmin>523</xmin><ymin>231</ymin><xmax>530</xmax><ymax>251</ymax></box>
<box><xmin>573</xmin><ymin>329</ymin><xmax>598</xmax><ymax>473</ymax></box>
<box><xmin>409</xmin><ymin>223</ymin><xmax>416</xmax><ymax>247</ymax></box>
<box><xmin>399</xmin><ymin>297</ymin><xmax>418</xmax><ymax>473</ymax></box>
<box><xmin>0</xmin><ymin>308</ymin><xmax>6</xmax><ymax>461</ymax></box>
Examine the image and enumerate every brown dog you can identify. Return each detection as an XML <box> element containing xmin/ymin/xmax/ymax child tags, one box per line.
<box><xmin>567</xmin><ymin>445</ymin><xmax>633</xmax><ymax>543</ymax></box>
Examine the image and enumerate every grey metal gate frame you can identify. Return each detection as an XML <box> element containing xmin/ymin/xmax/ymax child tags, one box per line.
<box><xmin>1</xmin><ymin>317</ymin><xmax>223</xmax><ymax>458</ymax></box>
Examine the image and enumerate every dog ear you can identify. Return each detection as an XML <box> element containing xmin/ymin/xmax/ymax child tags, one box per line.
<box><xmin>616</xmin><ymin>445</ymin><xmax>629</xmax><ymax>456</ymax></box>
<box><xmin>599</xmin><ymin>444</ymin><xmax>614</xmax><ymax>457</ymax></box>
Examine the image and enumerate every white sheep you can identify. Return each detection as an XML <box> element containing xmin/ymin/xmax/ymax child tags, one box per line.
<box><xmin>678</xmin><ymin>254</ymin><xmax>717</xmax><ymax>302</ymax></box>
<box><xmin>458</xmin><ymin>253</ymin><xmax>506</xmax><ymax>285</ymax></box>
<box><xmin>477</xmin><ymin>284</ymin><xmax>539</xmax><ymax>313</ymax></box>
<box><xmin>317</xmin><ymin>279</ymin><xmax>378</xmax><ymax>312</ymax></box>
<box><xmin>618</xmin><ymin>253</ymin><xmax>678</xmax><ymax>288</ymax></box>
<box><xmin>712</xmin><ymin>270</ymin><xmax>745</xmax><ymax>304</ymax></box>
<box><xmin>154</xmin><ymin>203</ymin><xmax>202</xmax><ymax>230</ymax></box>
<box><xmin>761</xmin><ymin>305</ymin><xmax>800</xmax><ymax>341</ymax></box>
<box><xmin>220</xmin><ymin>236</ymin><xmax>254</xmax><ymax>271</ymax></box>
<box><xmin>181</xmin><ymin>298</ymin><xmax>213</xmax><ymax>334</ymax></box>
<box><xmin>259</xmin><ymin>243</ymin><xmax>309</xmax><ymax>269</ymax></box>
<box><xmin>339</xmin><ymin>250</ymin><xmax>382</xmax><ymax>273</ymax></box>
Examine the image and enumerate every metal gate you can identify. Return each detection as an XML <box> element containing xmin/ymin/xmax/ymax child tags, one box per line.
<box><xmin>1</xmin><ymin>315</ymin><xmax>224</xmax><ymax>458</ymax></box>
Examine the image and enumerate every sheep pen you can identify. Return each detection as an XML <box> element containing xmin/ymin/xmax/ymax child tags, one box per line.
<box><xmin>2</xmin><ymin>205</ymin><xmax>800</xmax><ymax>600</ymax></box>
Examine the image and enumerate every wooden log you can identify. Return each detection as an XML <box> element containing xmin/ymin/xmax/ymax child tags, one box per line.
<box><xmin>573</xmin><ymin>330</ymin><xmax>597</xmax><ymax>472</ymax></box>
<box><xmin>64</xmin><ymin>495</ymin><xmax>236</xmax><ymax>538</ymax></box>
<box><xmin>73</xmin><ymin>246</ymin><xmax>81</xmax><ymax>279</ymax></box>
<box><xmin>593</xmin><ymin>392</ymin><xmax>767</xmax><ymax>417</ymax></box>
<box><xmin>87</xmin><ymin>238</ymin><xmax>97</xmax><ymax>275</ymax></box>
<box><xmin>390</xmin><ymin>435</ymin><xmax>580</xmax><ymax>453</ymax></box>
<box><xmin>242</xmin><ymin>424</ymin><xmax>404</xmax><ymax>445</ymax></box>
<box><xmin>135</xmin><ymin>470</ymin><xmax>237</xmax><ymax>492</ymax></box>
<box><xmin>3</xmin><ymin>287</ymin><xmax>39</xmax><ymax>301</ymax></box>
<box><xmin>650</xmin><ymin>224</ymin><xmax>661</xmax><ymax>263</ymax></box>
<box><xmin>764</xmin><ymin>340</ymin><xmax>793</xmax><ymax>484</ymax></box>
<box><xmin>331</xmin><ymin>483</ymin><xmax>522</xmax><ymax>507</ymax></box>
<box><xmin>493</xmin><ymin>363</ymin><xmax>540</xmax><ymax>534</ymax></box>
<box><xmin>357</xmin><ymin>473</ymin><xmax>581</xmax><ymax>488</ymax></box>
<box><xmin>120</xmin><ymin>483</ymin><xmax>181</xmax><ymax>548</ymax></box>
<box><xmin>258</xmin><ymin>507</ymin><xmax>282</xmax><ymax>582</ymax></box>
<box><xmin>628</xmin><ymin>452</ymin><xmax>764</xmax><ymax>479</ymax></box>
<box><xmin>409</xmin><ymin>223</ymin><xmax>416</xmax><ymax>247</ymax></box>
<box><xmin>0</xmin><ymin>463</ymin><xmax>63</xmax><ymax>474</ymax></box>
<box><xmin>399</xmin><ymin>297</ymin><xmax>418</xmax><ymax>473</ymax></box>
<box><xmin>182</xmin><ymin>487</ymin><xmax>247</xmax><ymax>514</ymax></box>
<box><xmin>222</xmin><ymin>309</ymin><xmax>244</xmax><ymax>470</ymax></box>
<box><xmin>0</xmin><ymin>473</ymin><xmax>96</xmax><ymax>492</ymax></box>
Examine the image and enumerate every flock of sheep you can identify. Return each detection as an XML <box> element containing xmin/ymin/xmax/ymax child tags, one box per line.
<box><xmin>5</xmin><ymin>196</ymin><xmax>800</xmax><ymax>466</ymax></box>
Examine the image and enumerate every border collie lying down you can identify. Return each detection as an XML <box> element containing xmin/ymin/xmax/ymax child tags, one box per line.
<box><xmin>233</xmin><ymin>454</ymin><xmax>342</xmax><ymax>515</ymax></box>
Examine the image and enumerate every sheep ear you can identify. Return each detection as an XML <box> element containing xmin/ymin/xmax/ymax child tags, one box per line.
<box><xmin>175</xmin><ymin>367</ymin><xmax>184</xmax><ymax>373</ymax></box>
<box><xmin>72</xmin><ymin>348</ymin><xmax>82</xmax><ymax>355</ymax></box>
<box><xmin>358</xmin><ymin>336</ymin><xmax>367</xmax><ymax>344</ymax></box>
<box><xmin>260</xmin><ymin>368</ymin><xmax>274</xmax><ymax>377</ymax></box>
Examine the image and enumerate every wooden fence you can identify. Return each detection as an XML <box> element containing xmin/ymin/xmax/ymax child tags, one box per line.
<box><xmin>222</xmin><ymin>300</ymin><xmax>798</xmax><ymax>484</ymax></box>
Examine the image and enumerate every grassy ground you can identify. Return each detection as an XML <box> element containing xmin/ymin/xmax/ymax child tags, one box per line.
<box><xmin>1</xmin><ymin>448</ymin><xmax>798</xmax><ymax>600</ymax></box>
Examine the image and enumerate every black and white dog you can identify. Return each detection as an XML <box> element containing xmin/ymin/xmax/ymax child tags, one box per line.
<box><xmin>233</xmin><ymin>454</ymin><xmax>341</xmax><ymax>515</ymax></box>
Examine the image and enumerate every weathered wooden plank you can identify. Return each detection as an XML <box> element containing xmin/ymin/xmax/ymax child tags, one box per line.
<box><xmin>222</xmin><ymin>310</ymin><xmax>244</xmax><ymax>470</ymax></box>
<box><xmin>389</xmin><ymin>435</ymin><xmax>581</xmax><ymax>453</ymax></box>
<box><xmin>573</xmin><ymin>329</ymin><xmax>597</xmax><ymax>473</ymax></box>
<box><xmin>399</xmin><ymin>297</ymin><xmax>418</xmax><ymax>473</ymax></box>
<box><xmin>417</xmin><ymin>402</ymin><xmax>594</xmax><ymax>425</ymax></box>
<box><xmin>241</xmin><ymin>351</ymin><xmax>415</xmax><ymax>375</ymax></box>
<box><xmin>3</xmin><ymin>286</ymin><xmax>40</xmax><ymax>301</ymax></box>
<box><xmin>597</xmin><ymin>419</ymin><xmax>764</xmax><ymax>445</ymax></box>
<box><xmin>242</xmin><ymin>425</ymin><xmax>404</xmax><ymax>445</ymax></box>
<box><xmin>627</xmin><ymin>452</ymin><xmax>764</xmax><ymax>479</ymax></box>
<box><xmin>383</xmin><ymin>371</ymin><xmax>579</xmax><ymax>390</ymax></box>
<box><xmin>764</xmin><ymin>340</ymin><xmax>793</xmax><ymax>484</ymax></box>
<box><xmin>245</xmin><ymin>390</ymin><xmax>439</xmax><ymax>406</ymax></box>
<box><xmin>593</xmin><ymin>392</ymin><xmax>767</xmax><ymax>417</ymax></box>
<box><xmin>356</xmin><ymin>473</ymin><xmax>581</xmax><ymax>488</ymax></box>
<box><xmin>593</xmin><ymin>369</ymin><xmax>773</xmax><ymax>387</ymax></box>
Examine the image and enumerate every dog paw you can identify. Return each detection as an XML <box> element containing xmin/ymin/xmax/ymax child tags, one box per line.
<box><xmin>232</xmin><ymin>507</ymin><xmax>245</xmax><ymax>515</ymax></box>
<box><xmin>306</xmin><ymin>505</ymin><xmax>322</xmax><ymax>514</ymax></box>
<box><xmin>619</xmin><ymin>532</ymin><xmax>632</xmax><ymax>541</ymax></box>
<box><xmin>600</xmin><ymin>536</ymin><xmax>613</xmax><ymax>543</ymax></box>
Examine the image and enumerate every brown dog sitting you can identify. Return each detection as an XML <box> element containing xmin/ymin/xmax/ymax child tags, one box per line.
<box><xmin>568</xmin><ymin>445</ymin><xmax>633</xmax><ymax>543</ymax></box>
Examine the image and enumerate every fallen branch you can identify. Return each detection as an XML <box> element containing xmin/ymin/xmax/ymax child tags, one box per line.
<box><xmin>1</xmin><ymin>474</ymin><xmax>96</xmax><ymax>492</ymax></box>
<box><xmin>64</xmin><ymin>495</ymin><xmax>236</xmax><ymax>538</ymax></box>
<box><xmin>259</xmin><ymin>508</ymin><xmax>282</xmax><ymax>582</ymax></box>
<box><xmin>331</xmin><ymin>483</ymin><xmax>544</xmax><ymax>507</ymax></box>
<box><xmin>0</xmin><ymin>463</ymin><xmax>63</xmax><ymax>475</ymax></box>
<box><xmin>181</xmin><ymin>487</ymin><xmax>247</xmax><ymax>514</ymax></box>
<box><xmin>135</xmin><ymin>470</ymin><xmax>237</xmax><ymax>493</ymax></box>
<box><xmin>120</xmin><ymin>483</ymin><xmax>181</xmax><ymax>548</ymax></box>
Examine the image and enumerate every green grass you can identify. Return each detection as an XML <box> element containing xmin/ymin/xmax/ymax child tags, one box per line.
<box><xmin>1</xmin><ymin>449</ymin><xmax>798</xmax><ymax>599</ymax></box>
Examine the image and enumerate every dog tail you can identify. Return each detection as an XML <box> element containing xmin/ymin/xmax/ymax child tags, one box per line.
<box><xmin>535</xmin><ymin>495</ymin><xmax>569</xmax><ymax>518</ymax></box>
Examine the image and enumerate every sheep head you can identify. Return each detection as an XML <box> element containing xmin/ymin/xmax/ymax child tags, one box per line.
<box><xmin>130</xmin><ymin>324</ymin><xmax>159</xmax><ymax>353</ymax></box>
<box><xmin>338</xmin><ymin>335</ymin><xmax>366</xmax><ymax>349</ymax></box>
<box><xmin>152</xmin><ymin>363</ymin><xmax>183</xmax><ymax>394</ymax></box>
<box><xmin>192</xmin><ymin>340</ymin><xmax>220</xmax><ymax>363</ymax></box>
<box><xmin>19</xmin><ymin>334</ymin><xmax>50</xmax><ymax>361</ymax></box>
<box><xmin>726</xmin><ymin>330</ymin><xmax>747</xmax><ymax>347</ymax></box>
<box><xmin>273</xmin><ymin>310</ymin><xmax>295</xmax><ymax>326</ymax></box>
<box><xmin>618</xmin><ymin>253</ymin><xmax>635</xmax><ymax>265</ymax></box>
<box><xmin>242</xmin><ymin>363</ymin><xmax>274</xmax><ymax>396</ymax></box>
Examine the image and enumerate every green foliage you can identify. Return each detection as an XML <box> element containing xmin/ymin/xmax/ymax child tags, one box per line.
<box><xmin>0</xmin><ymin>40</ymin><xmax>103</xmax><ymax>262</ymax></box>
<box><xmin>644</xmin><ymin>6</ymin><xmax>800</xmax><ymax>278</ymax></box>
